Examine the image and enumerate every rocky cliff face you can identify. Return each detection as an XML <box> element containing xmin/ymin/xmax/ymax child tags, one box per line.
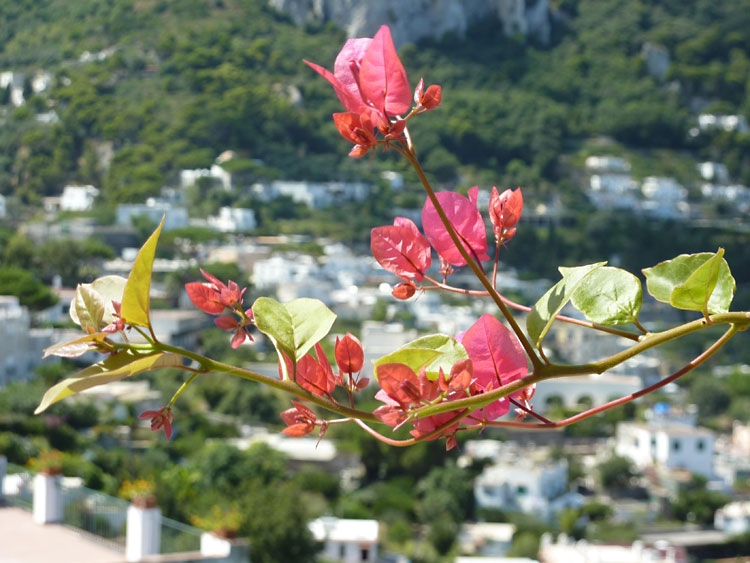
<box><xmin>269</xmin><ymin>0</ymin><xmax>551</xmax><ymax>45</ymax></box>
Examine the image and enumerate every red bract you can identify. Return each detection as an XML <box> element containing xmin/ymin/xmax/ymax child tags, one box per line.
<box><xmin>139</xmin><ymin>407</ymin><xmax>174</xmax><ymax>440</ymax></box>
<box><xmin>489</xmin><ymin>187</ymin><xmax>523</xmax><ymax>242</ymax></box>
<box><xmin>214</xmin><ymin>314</ymin><xmax>253</xmax><ymax>349</ymax></box>
<box><xmin>335</xmin><ymin>333</ymin><xmax>364</xmax><ymax>374</ymax></box>
<box><xmin>460</xmin><ymin>314</ymin><xmax>528</xmax><ymax>420</ymax></box>
<box><xmin>371</xmin><ymin>217</ymin><xmax>431</xmax><ymax>282</ymax></box>
<box><xmin>374</xmin><ymin>363</ymin><xmax>464</xmax><ymax>444</ymax></box>
<box><xmin>422</xmin><ymin>187</ymin><xmax>490</xmax><ymax>267</ymax></box>
<box><xmin>297</xmin><ymin>343</ymin><xmax>337</xmax><ymax>396</ymax></box>
<box><xmin>333</xmin><ymin>112</ymin><xmax>376</xmax><ymax>157</ymax></box>
<box><xmin>377</xmin><ymin>363</ymin><xmax>422</xmax><ymax>409</ymax></box>
<box><xmin>185</xmin><ymin>268</ymin><xmax>247</xmax><ymax>315</ymax></box>
<box><xmin>280</xmin><ymin>400</ymin><xmax>317</xmax><ymax>437</ymax></box>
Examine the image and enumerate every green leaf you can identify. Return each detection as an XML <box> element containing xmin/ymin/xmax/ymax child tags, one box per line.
<box><xmin>374</xmin><ymin>334</ymin><xmax>468</xmax><ymax>381</ymax></box>
<box><xmin>643</xmin><ymin>251</ymin><xmax>735</xmax><ymax>314</ymax></box>
<box><xmin>121</xmin><ymin>216</ymin><xmax>165</xmax><ymax>327</ymax></box>
<box><xmin>670</xmin><ymin>249</ymin><xmax>724</xmax><ymax>314</ymax></box>
<box><xmin>527</xmin><ymin>262</ymin><xmax>606</xmax><ymax>348</ymax></box>
<box><xmin>570</xmin><ymin>267</ymin><xmax>642</xmax><ymax>326</ymax></box>
<box><xmin>252</xmin><ymin>297</ymin><xmax>337</xmax><ymax>370</ymax></box>
<box><xmin>35</xmin><ymin>351</ymin><xmax>182</xmax><ymax>414</ymax></box>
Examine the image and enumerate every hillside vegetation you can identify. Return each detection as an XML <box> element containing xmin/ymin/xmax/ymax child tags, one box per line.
<box><xmin>1</xmin><ymin>0</ymin><xmax>749</xmax><ymax>205</ymax></box>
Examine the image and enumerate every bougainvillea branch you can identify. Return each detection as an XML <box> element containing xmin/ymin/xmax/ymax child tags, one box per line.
<box><xmin>36</xmin><ymin>24</ymin><xmax>749</xmax><ymax>451</ymax></box>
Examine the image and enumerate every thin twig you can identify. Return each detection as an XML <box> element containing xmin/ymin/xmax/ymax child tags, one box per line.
<box><xmin>353</xmin><ymin>410</ymin><xmax>466</xmax><ymax>447</ymax></box>
<box><xmin>421</xmin><ymin>274</ymin><xmax>641</xmax><ymax>341</ymax></box>
<box><xmin>508</xmin><ymin>397</ymin><xmax>553</xmax><ymax>424</ymax></box>
<box><xmin>484</xmin><ymin>324</ymin><xmax>739</xmax><ymax>429</ymax></box>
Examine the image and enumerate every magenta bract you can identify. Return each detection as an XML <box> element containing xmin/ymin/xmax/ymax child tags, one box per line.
<box><xmin>371</xmin><ymin>217</ymin><xmax>431</xmax><ymax>282</ymax></box>
<box><xmin>422</xmin><ymin>187</ymin><xmax>490</xmax><ymax>267</ymax></box>
<box><xmin>460</xmin><ymin>314</ymin><xmax>528</xmax><ymax>420</ymax></box>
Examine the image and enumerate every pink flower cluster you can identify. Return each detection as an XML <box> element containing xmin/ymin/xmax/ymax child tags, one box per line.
<box><xmin>306</xmin><ymin>25</ymin><xmax>440</xmax><ymax>157</ymax></box>
<box><xmin>373</xmin><ymin>314</ymin><xmax>530</xmax><ymax>449</ymax></box>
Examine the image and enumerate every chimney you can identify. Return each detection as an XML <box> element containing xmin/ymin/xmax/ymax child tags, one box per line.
<box><xmin>126</xmin><ymin>502</ymin><xmax>162</xmax><ymax>562</ymax></box>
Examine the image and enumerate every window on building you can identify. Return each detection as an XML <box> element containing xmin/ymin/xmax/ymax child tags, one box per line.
<box><xmin>651</xmin><ymin>437</ymin><xmax>656</xmax><ymax>447</ymax></box>
<box><xmin>697</xmin><ymin>440</ymin><xmax>705</xmax><ymax>451</ymax></box>
<box><xmin>516</xmin><ymin>485</ymin><xmax>528</xmax><ymax>495</ymax></box>
<box><xmin>361</xmin><ymin>547</ymin><xmax>369</xmax><ymax>561</ymax></box>
<box><xmin>340</xmin><ymin>544</ymin><xmax>346</xmax><ymax>558</ymax></box>
<box><xmin>672</xmin><ymin>440</ymin><xmax>681</xmax><ymax>451</ymax></box>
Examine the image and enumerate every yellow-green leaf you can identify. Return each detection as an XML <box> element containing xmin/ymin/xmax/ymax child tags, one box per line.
<box><xmin>69</xmin><ymin>276</ymin><xmax>128</xmax><ymax>330</ymax></box>
<box><xmin>121</xmin><ymin>216</ymin><xmax>165</xmax><ymax>327</ymax></box>
<box><xmin>643</xmin><ymin>251</ymin><xmax>736</xmax><ymax>314</ymax></box>
<box><xmin>71</xmin><ymin>283</ymin><xmax>105</xmax><ymax>333</ymax></box>
<box><xmin>35</xmin><ymin>351</ymin><xmax>182</xmax><ymax>414</ymax></box>
<box><xmin>374</xmin><ymin>334</ymin><xmax>468</xmax><ymax>382</ymax></box>
<box><xmin>570</xmin><ymin>267</ymin><xmax>643</xmax><ymax>326</ymax></box>
<box><xmin>252</xmin><ymin>297</ymin><xmax>336</xmax><ymax>379</ymax></box>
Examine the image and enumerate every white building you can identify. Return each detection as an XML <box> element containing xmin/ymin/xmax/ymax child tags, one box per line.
<box><xmin>474</xmin><ymin>451</ymin><xmax>573</xmax><ymax>520</ymax></box>
<box><xmin>129</xmin><ymin>309</ymin><xmax>211</xmax><ymax>350</ymax></box>
<box><xmin>539</xmin><ymin>534</ymin><xmax>687</xmax><ymax>563</ymax></box>
<box><xmin>360</xmin><ymin>321</ymin><xmax>417</xmax><ymax>369</ymax></box>
<box><xmin>381</xmin><ymin>170</ymin><xmax>404</xmax><ymax>191</ymax></box>
<box><xmin>588</xmin><ymin>173</ymin><xmax>640</xmax><ymax>210</ymax></box>
<box><xmin>254</xmin><ymin>180</ymin><xmax>370</xmax><ymax>209</ymax></box>
<box><xmin>116</xmin><ymin>198</ymin><xmax>189</xmax><ymax>231</ymax></box>
<box><xmin>701</xmin><ymin>184</ymin><xmax>750</xmax><ymax>209</ymax></box>
<box><xmin>459</xmin><ymin>522</ymin><xmax>515</xmax><ymax>557</ymax></box>
<box><xmin>0</xmin><ymin>71</ymin><xmax>25</xmax><ymax>107</ymax></box>
<box><xmin>585</xmin><ymin>155</ymin><xmax>631</xmax><ymax>173</ymax></box>
<box><xmin>615</xmin><ymin>422</ymin><xmax>714</xmax><ymax>479</ymax></box>
<box><xmin>180</xmin><ymin>163</ymin><xmax>233</xmax><ymax>191</ymax></box>
<box><xmin>0</xmin><ymin>296</ymin><xmax>54</xmax><ymax>387</ymax></box>
<box><xmin>60</xmin><ymin>184</ymin><xmax>99</xmax><ymax>212</ymax></box>
<box><xmin>532</xmin><ymin>374</ymin><xmax>642</xmax><ymax>412</ymax></box>
<box><xmin>0</xmin><ymin>194</ymin><xmax>6</xmax><ymax>219</ymax></box>
<box><xmin>698</xmin><ymin>114</ymin><xmax>750</xmax><ymax>134</ymax></box>
<box><xmin>207</xmin><ymin>207</ymin><xmax>256</xmax><ymax>232</ymax></box>
<box><xmin>252</xmin><ymin>254</ymin><xmax>320</xmax><ymax>291</ymax></box>
<box><xmin>31</xmin><ymin>71</ymin><xmax>52</xmax><ymax>94</ymax></box>
<box><xmin>308</xmin><ymin>517</ymin><xmax>379</xmax><ymax>563</ymax></box>
<box><xmin>641</xmin><ymin>176</ymin><xmax>689</xmax><ymax>218</ymax></box>
<box><xmin>698</xmin><ymin>162</ymin><xmax>729</xmax><ymax>184</ymax></box>
<box><xmin>715</xmin><ymin>501</ymin><xmax>750</xmax><ymax>535</ymax></box>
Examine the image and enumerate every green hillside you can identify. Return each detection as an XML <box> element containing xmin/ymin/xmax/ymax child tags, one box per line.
<box><xmin>1</xmin><ymin>0</ymin><xmax>749</xmax><ymax>205</ymax></box>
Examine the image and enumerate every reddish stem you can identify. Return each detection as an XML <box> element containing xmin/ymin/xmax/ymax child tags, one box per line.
<box><xmin>421</xmin><ymin>274</ymin><xmax>640</xmax><ymax>341</ymax></box>
<box><xmin>484</xmin><ymin>324</ymin><xmax>738</xmax><ymax>429</ymax></box>
<box><xmin>508</xmin><ymin>397</ymin><xmax>553</xmax><ymax>424</ymax></box>
<box><xmin>353</xmin><ymin>410</ymin><xmax>466</xmax><ymax>447</ymax></box>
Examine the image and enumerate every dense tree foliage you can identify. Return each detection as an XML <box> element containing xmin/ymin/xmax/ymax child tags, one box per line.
<box><xmin>0</xmin><ymin>0</ymin><xmax>749</xmax><ymax>206</ymax></box>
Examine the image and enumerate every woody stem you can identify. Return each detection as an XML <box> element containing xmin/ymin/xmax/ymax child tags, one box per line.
<box><xmin>398</xmin><ymin>139</ymin><xmax>543</xmax><ymax>370</ymax></box>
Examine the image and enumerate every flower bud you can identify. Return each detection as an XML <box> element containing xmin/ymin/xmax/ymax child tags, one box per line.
<box><xmin>489</xmin><ymin>187</ymin><xmax>523</xmax><ymax>241</ymax></box>
<box><xmin>414</xmin><ymin>78</ymin><xmax>442</xmax><ymax>110</ymax></box>
<box><xmin>420</xmin><ymin>85</ymin><xmax>442</xmax><ymax>110</ymax></box>
<box><xmin>392</xmin><ymin>281</ymin><xmax>416</xmax><ymax>299</ymax></box>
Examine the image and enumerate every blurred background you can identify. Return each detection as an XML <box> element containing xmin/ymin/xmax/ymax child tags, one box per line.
<box><xmin>2</xmin><ymin>1</ymin><xmax>750</xmax><ymax>561</ymax></box>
